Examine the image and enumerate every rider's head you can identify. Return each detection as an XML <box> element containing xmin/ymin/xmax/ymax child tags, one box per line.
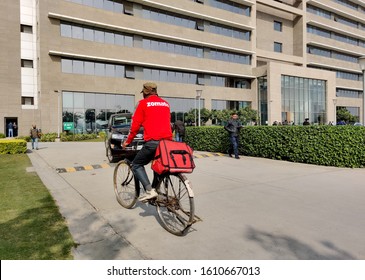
<box><xmin>141</xmin><ymin>82</ymin><xmax>157</xmax><ymax>99</ymax></box>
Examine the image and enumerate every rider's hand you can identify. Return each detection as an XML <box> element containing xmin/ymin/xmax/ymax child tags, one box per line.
<box><xmin>122</xmin><ymin>142</ymin><xmax>129</xmax><ymax>150</ymax></box>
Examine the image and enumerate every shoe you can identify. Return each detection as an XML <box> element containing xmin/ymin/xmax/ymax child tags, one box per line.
<box><xmin>235</xmin><ymin>156</ymin><xmax>240</xmax><ymax>159</ymax></box>
<box><xmin>138</xmin><ymin>189</ymin><xmax>158</xmax><ymax>202</ymax></box>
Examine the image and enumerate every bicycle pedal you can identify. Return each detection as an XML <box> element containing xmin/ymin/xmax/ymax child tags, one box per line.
<box><xmin>193</xmin><ymin>214</ymin><xmax>203</xmax><ymax>223</ymax></box>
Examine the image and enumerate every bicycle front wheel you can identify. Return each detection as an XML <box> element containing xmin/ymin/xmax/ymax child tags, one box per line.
<box><xmin>156</xmin><ymin>173</ymin><xmax>195</xmax><ymax>236</ymax></box>
<box><xmin>113</xmin><ymin>160</ymin><xmax>138</xmax><ymax>209</ymax></box>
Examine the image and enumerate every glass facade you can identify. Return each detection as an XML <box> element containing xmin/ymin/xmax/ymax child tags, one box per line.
<box><xmin>281</xmin><ymin>75</ymin><xmax>327</xmax><ymax>125</ymax></box>
<box><xmin>212</xmin><ymin>99</ymin><xmax>251</xmax><ymax>111</ymax></box>
<box><xmin>164</xmin><ymin>97</ymin><xmax>204</xmax><ymax>124</ymax></box>
<box><xmin>62</xmin><ymin>91</ymin><xmax>134</xmax><ymax>133</ymax></box>
<box><xmin>61</xmin><ymin>58</ymin><xmax>251</xmax><ymax>88</ymax></box>
<box><xmin>61</xmin><ymin>21</ymin><xmax>252</xmax><ymax>65</ymax></box>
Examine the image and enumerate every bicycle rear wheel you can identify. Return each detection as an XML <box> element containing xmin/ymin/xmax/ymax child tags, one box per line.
<box><xmin>156</xmin><ymin>173</ymin><xmax>195</xmax><ymax>236</ymax></box>
<box><xmin>113</xmin><ymin>160</ymin><xmax>138</xmax><ymax>209</ymax></box>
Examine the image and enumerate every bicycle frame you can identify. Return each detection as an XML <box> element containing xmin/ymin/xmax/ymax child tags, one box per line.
<box><xmin>115</xmin><ymin>141</ymin><xmax>200</xmax><ymax>235</ymax></box>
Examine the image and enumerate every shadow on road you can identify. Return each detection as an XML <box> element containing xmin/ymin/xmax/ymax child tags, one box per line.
<box><xmin>246</xmin><ymin>226</ymin><xmax>356</xmax><ymax>260</ymax></box>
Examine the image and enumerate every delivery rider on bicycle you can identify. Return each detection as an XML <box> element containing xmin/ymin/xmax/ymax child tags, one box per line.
<box><xmin>122</xmin><ymin>82</ymin><xmax>172</xmax><ymax>201</ymax></box>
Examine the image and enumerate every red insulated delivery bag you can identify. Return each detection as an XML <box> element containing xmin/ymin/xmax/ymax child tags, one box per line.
<box><xmin>152</xmin><ymin>140</ymin><xmax>195</xmax><ymax>174</ymax></box>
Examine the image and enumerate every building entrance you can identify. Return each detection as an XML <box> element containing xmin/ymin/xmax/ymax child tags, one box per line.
<box><xmin>4</xmin><ymin>117</ymin><xmax>18</xmax><ymax>137</ymax></box>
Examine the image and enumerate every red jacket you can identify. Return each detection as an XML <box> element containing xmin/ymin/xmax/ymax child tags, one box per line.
<box><xmin>125</xmin><ymin>94</ymin><xmax>172</xmax><ymax>144</ymax></box>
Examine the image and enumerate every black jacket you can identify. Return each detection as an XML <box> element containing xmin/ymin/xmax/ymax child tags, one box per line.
<box><xmin>224</xmin><ymin>119</ymin><xmax>242</xmax><ymax>136</ymax></box>
<box><xmin>173</xmin><ymin>120</ymin><xmax>185</xmax><ymax>136</ymax></box>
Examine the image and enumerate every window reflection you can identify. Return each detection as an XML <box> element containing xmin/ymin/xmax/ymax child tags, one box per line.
<box><xmin>61</xmin><ymin>92</ymin><xmax>134</xmax><ymax>134</ymax></box>
<box><xmin>281</xmin><ymin>75</ymin><xmax>326</xmax><ymax>125</ymax></box>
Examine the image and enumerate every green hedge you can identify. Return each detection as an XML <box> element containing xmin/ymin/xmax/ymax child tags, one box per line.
<box><xmin>17</xmin><ymin>132</ymin><xmax>98</xmax><ymax>142</ymax></box>
<box><xmin>185</xmin><ymin>126</ymin><xmax>365</xmax><ymax>168</ymax></box>
<box><xmin>0</xmin><ymin>139</ymin><xmax>27</xmax><ymax>154</ymax></box>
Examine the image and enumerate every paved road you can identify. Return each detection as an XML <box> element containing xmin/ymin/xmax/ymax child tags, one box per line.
<box><xmin>27</xmin><ymin>142</ymin><xmax>365</xmax><ymax>260</ymax></box>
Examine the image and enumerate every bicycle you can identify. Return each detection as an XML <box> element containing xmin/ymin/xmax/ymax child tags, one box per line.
<box><xmin>113</xmin><ymin>142</ymin><xmax>200</xmax><ymax>236</ymax></box>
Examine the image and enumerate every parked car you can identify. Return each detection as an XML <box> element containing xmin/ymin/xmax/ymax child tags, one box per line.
<box><xmin>105</xmin><ymin>113</ymin><xmax>144</xmax><ymax>162</ymax></box>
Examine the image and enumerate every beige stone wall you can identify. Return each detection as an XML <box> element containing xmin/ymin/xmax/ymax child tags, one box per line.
<box><xmin>0</xmin><ymin>0</ymin><xmax>22</xmax><ymax>135</ymax></box>
<box><xmin>35</xmin><ymin>0</ymin><xmax>256</xmax><ymax>133</ymax></box>
<box><xmin>1</xmin><ymin>0</ymin><xmax>364</xmax><ymax>136</ymax></box>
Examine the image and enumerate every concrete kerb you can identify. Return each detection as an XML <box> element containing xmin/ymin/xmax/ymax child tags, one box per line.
<box><xmin>26</xmin><ymin>149</ymin><xmax>146</xmax><ymax>260</ymax></box>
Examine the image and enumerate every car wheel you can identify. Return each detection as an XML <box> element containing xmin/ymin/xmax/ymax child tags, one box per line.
<box><xmin>107</xmin><ymin>146</ymin><xmax>116</xmax><ymax>163</ymax></box>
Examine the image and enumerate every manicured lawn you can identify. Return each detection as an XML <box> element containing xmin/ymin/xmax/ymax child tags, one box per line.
<box><xmin>0</xmin><ymin>154</ymin><xmax>74</xmax><ymax>259</ymax></box>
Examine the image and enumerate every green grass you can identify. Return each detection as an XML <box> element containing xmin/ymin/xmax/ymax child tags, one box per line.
<box><xmin>0</xmin><ymin>154</ymin><xmax>75</xmax><ymax>259</ymax></box>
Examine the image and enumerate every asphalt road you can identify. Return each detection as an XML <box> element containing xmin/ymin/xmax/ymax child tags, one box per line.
<box><xmin>27</xmin><ymin>142</ymin><xmax>365</xmax><ymax>260</ymax></box>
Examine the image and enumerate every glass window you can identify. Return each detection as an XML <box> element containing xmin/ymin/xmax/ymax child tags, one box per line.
<box><xmin>73</xmin><ymin>60</ymin><xmax>84</xmax><ymax>74</ymax></box>
<box><xmin>74</xmin><ymin>92</ymin><xmax>84</xmax><ymax>108</ymax></box>
<box><xmin>83</xmin><ymin>0</ymin><xmax>93</xmax><ymax>6</ymax></box>
<box><xmin>115</xmin><ymin>65</ymin><xmax>125</xmax><ymax>77</ymax></box>
<box><xmin>84</xmin><ymin>27</ymin><xmax>94</xmax><ymax>41</ymax></box>
<box><xmin>281</xmin><ymin>75</ymin><xmax>326</xmax><ymax>125</ymax></box>
<box><xmin>105</xmin><ymin>64</ymin><xmax>115</xmax><ymax>77</ymax></box>
<box><xmin>125</xmin><ymin>35</ymin><xmax>133</xmax><ymax>47</ymax></box>
<box><xmin>84</xmin><ymin>93</ymin><xmax>95</xmax><ymax>108</ymax></box>
<box><xmin>115</xmin><ymin>94</ymin><xmax>134</xmax><ymax>113</ymax></box>
<box><xmin>21</xmin><ymin>24</ymin><xmax>33</xmax><ymax>34</ymax></box>
<box><xmin>84</xmin><ymin>61</ymin><xmax>95</xmax><ymax>75</ymax></box>
<box><xmin>95</xmin><ymin>30</ymin><xmax>105</xmax><ymax>43</ymax></box>
<box><xmin>115</xmin><ymin>34</ymin><xmax>124</xmax><ymax>45</ymax></box>
<box><xmin>114</xmin><ymin>1</ymin><xmax>123</xmax><ymax>13</ymax></box>
<box><xmin>95</xmin><ymin>94</ymin><xmax>106</xmax><ymax>109</ymax></box>
<box><xmin>106</xmin><ymin>94</ymin><xmax>116</xmax><ymax>110</ymax></box>
<box><xmin>95</xmin><ymin>62</ymin><xmax>105</xmax><ymax>76</ymax></box>
<box><xmin>274</xmin><ymin>42</ymin><xmax>282</xmax><ymax>53</ymax></box>
<box><xmin>21</xmin><ymin>97</ymin><xmax>34</xmax><ymax>105</ymax></box>
<box><xmin>61</xmin><ymin>59</ymin><xmax>73</xmax><ymax>73</ymax></box>
<box><xmin>103</xmin><ymin>0</ymin><xmax>114</xmax><ymax>11</ymax></box>
<box><xmin>105</xmin><ymin>31</ymin><xmax>115</xmax><ymax>44</ymax></box>
<box><xmin>94</xmin><ymin>0</ymin><xmax>103</xmax><ymax>9</ymax></box>
<box><xmin>21</xmin><ymin>59</ymin><xmax>33</xmax><ymax>68</ymax></box>
<box><xmin>74</xmin><ymin>108</ymin><xmax>85</xmax><ymax>134</ymax></box>
<box><xmin>274</xmin><ymin>21</ymin><xmax>282</xmax><ymax>32</ymax></box>
<box><xmin>125</xmin><ymin>65</ymin><xmax>135</xmax><ymax>78</ymax></box>
<box><xmin>60</xmin><ymin>23</ymin><xmax>71</xmax><ymax>37</ymax></box>
<box><xmin>72</xmin><ymin>25</ymin><xmax>83</xmax><ymax>39</ymax></box>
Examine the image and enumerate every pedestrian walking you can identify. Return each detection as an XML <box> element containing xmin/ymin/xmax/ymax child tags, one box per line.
<box><xmin>30</xmin><ymin>124</ymin><xmax>40</xmax><ymax>150</ymax></box>
<box><xmin>173</xmin><ymin>119</ymin><xmax>185</xmax><ymax>142</ymax></box>
<box><xmin>224</xmin><ymin>113</ymin><xmax>242</xmax><ymax>159</ymax></box>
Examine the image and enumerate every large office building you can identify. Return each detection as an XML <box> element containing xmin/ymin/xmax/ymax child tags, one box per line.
<box><xmin>1</xmin><ymin>0</ymin><xmax>364</xmax><ymax>136</ymax></box>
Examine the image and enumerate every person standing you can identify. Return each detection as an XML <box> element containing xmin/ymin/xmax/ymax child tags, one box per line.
<box><xmin>224</xmin><ymin>113</ymin><xmax>242</xmax><ymax>159</ymax></box>
<box><xmin>7</xmin><ymin>122</ymin><xmax>13</xmax><ymax>137</ymax></box>
<box><xmin>13</xmin><ymin>122</ymin><xmax>18</xmax><ymax>137</ymax></box>
<box><xmin>30</xmin><ymin>124</ymin><xmax>40</xmax><ymax>150</ymax></box>
<box><xmin>173</xmin><ymin>119</ymin><xmax>185</xmax><ymax>142</ymax></box>
<box><xmin>122</xmin><ymin>82</ymin><xmax>172</xmax><ymax>201</ymax></box>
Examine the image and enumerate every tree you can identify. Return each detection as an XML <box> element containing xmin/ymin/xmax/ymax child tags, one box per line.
<box><xmin>185</xmin><ymin>108</ymin><xmax>211</xmax><ymax>126</ymax></box>
<box><xmin>238</xmin><ymin>107</ymin><xmax>259</xmax><ymax>125</ymax></box>
<box><xmin>336</xmin><ymin>107</ymin><xmax>359</xmax><ymax>124</ymax></box>
<box><xmin>211</xmin><ymin>109</ymin><xmax>232</xmax><ymax>125</ymax></box>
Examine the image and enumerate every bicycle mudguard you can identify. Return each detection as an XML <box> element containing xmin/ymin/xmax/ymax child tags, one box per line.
<box><xmin>184</xmin><ymin>179</ymin><xmax>194</xmax><ymax>197</ymax></box>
